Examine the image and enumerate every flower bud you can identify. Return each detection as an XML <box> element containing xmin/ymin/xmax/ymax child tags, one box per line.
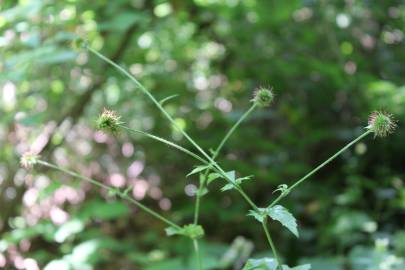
<box><xmin>20</xmin><ymin>152</ymin><xmax>39</xmax><ymax>169</ymax></box>
<box><xmin>252</xmin><ymin>87</ymin><xmax>274</xmax><ymax>107</ymax></box>
<box><xmin>96</xmin><ymin>109</ymin><xmax>123</xmax><ymax>133</ymax></box>
<box><xmin>367</xmin><ymin>111</ymin><xmax>397</xmax><ymax>138</ymax></box>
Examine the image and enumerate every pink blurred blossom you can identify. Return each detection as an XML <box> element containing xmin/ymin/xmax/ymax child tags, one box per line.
<box><xmin>109</xmin><ymin>173</ymin><xmax>126</xmax><ymax>188</ymax></box>
<box><xmin>50</xmin><ymin>207</ymin><xmax>69</xmax><ymax>225</ymax></box>
<box><xmin>127</xmin><ymin>161</ymin><xmax>144</xmax><ymax>178</ymax></box>
<box><xmin>23</xmin><ymin>188</ymin><xmax>38</xmax><ymax>207</ymax></box>
<box><xmin>132</xmin><ymin>179</ymin><xmax>148</xmax><ymax>200</ymax></box>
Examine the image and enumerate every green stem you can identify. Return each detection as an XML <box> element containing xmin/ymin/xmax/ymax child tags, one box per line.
<box><xmin>213</xmin><ymin>104</ymin><xmax>257</xmax><ymax>160</ymax></box>
<box><xmin>262</xmin><ymin>217</ymin><xmax>282</xmax><ymax>269</ymax></box>
<box><xmin>193</xmin><ymin>176</ymin><xmax>204</xmax><ymax>224</ymax></box>
<box><xmin>193</xmin><ymin>239</ymin><xmax>202</xmax><ymax>270</ymax></box>
<box><xmin>88</xmin><ymin>47</ymin><xmax>211</xmax><ymax>164</ymax></box>
<box><xmin>119</xmin><ymin>125</ymin><xmax>209</xmax><ymax>166</ymax></box>
<box><xmin>88</xmin><ymin>46</ymin><xmax>258</xmax><ymax>211</ymax></box>
<box><xmin>37</xmin><ymin>160</ymin><xmax>181</xmax><ymax>230</ymax></box>
<box><xmin>193</xmin><ymin>104</ymin><xmax>257</xmax><ymax>224</ymax></box>
<box><xmin>269</xmin><ymin>130</ymin><xmax>372</xmax><ymax>208</ymax></box>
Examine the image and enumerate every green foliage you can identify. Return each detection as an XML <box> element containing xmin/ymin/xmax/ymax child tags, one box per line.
<box><xmin>242</xmin><ymin>258</ymin><xmax>310</xmax><ymax>270</ymax></box>
<box><xmin>165</xmin><ymin>224</ymin><xmax>205</xmax><ymax>240</ymax></box>
<box><xmin>1</xmin><ymin>0</ymin><xmax>404</xmax><ymax>269</ymax></box>
<box><xmin>248</xmin><ymin>205</ymin><xmax>299</xmax><ymax>237</ymax></box>
<box><xmin>187</xmin><ymin>165</ymin><xmax>211</xmax><ymax>177</ymax></box>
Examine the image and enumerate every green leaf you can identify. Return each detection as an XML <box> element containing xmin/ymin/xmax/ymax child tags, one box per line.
<box><xmin>247</xmin><ymin>208</ymin><xmax>266</xmax><ymax>222</ymax></box>
<box><xmin>266</xmin><ymin>205</ymin><xmax>299</xmax><ymax>237</ymax></box>
<box><xmin>159</xmin><ymin>94</ymin><xmax>179</xmax><ymax>105</ymax></box>
<box><xmin>220</xmin><ymin>171</ymin><xmax>237</xmax><ymax>191</ymax></box>
<box><xmin>165</xmin><ymin>226</ymin><xmax>179</xmax><ymax>236</ymax></box>
<box><xmin>242</xmin><ymin>258</ymin><xmax>311</xmax><ymax>270</ymax></box>
<box><xmin>165</xmin><ymin>224</ymin><xmax>204</xmax><ymax>239</ymax></box>
<box><xmin>284</xmin><ymin>265</ymin><xmax>311</xmax><ymax>270</ymax></box>
<box><xmin>207</xmin><ymin>172</ymin><xmax>222</xmax><ymax>184</ymax></box>
<box><xmin>221</xmin><ymin>183</ymin><xmax>235</xmax><ymax>191</ymax></box>
<box><xmin>187</xmin><ymin>165</ymin><xmax>209</xmax><ymax>177</ymax></box>
<box><xmin>221</xmin><ymin>173</ymin><xmax>253</xmax><ymax>192</ymax></box>
<box><xmin>242</xmin><ymin>258</ymin><xmax>277</xmax><ymax>270</ymax></box>
<box><xmin>225</xmin><ymin>170</ymin><xmax>236</xmax><ymax>181</ymax></box>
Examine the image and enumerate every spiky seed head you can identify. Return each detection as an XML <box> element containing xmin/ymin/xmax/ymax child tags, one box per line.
<box><xmin>20</xmin><ymin>152</ymin><xmax>39</xmax><ymax>169</ymax></box>
<box><xmin>252</xmin><ymin>87</ymin><xmax>274</xmax><ymax>107</ymax></box>
<box><xmin>367</xmin><ymin>111</ymin><xmax>397</xmax><ymax>138</ymax></box>
<box><xmin>96</xmin><ymin>109</ymin><xmax>123</xmax><ymax>133</ymax></box>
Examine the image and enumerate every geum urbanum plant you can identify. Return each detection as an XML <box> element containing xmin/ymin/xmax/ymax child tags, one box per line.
<box><xmin>21</xmin><ymin>40</ymin><xmax>397</xmax><ymax>270</ymax></box>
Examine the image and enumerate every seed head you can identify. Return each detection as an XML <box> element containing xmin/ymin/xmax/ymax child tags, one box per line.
<box><xmin>252</xmin><ymin>87</ymin><xmax>274</xmax><ymax>107</ymax></box>
<box><xmin>20</xmin><ymin>152</ymin><xmax>39</xmax><ymax>169</ymax></box>
<box><xmin>96</xmin><ymin>109</ymin><xmax>123</xmax><ymax>133</ymax></box>
<box><xmin>367</xmin><ymin>111</ymin><xmax>397</xmax><ymax>138</ymax></box>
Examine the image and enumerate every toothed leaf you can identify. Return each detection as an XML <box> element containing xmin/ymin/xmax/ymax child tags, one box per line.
<box><xmin>267</xmin><ymin>205</ymin><xmax>299</xmax><ymax>237</ymax></box>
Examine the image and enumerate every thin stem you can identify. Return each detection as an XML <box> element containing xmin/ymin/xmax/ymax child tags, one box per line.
<box><xmin>119</xmin><ymin>125</ymin><xmax>209</xmax><ymax>166</ymax></box>
<box><xmin>88</xmin><ymin>46</ymin><xmax>259</xmax><ymax>211</ymax></box>
<box><xmin>262</xmin><ymin>217</ymin><xmax>282</xmax><ymax>269</ymax></box>
<box><xmin>269</xmin><ymin>130</ymin><xmax>372</xmax><ymax>208</ymax></box>
<box><xmin>214</xmin><ymin>104</ymin><xmax>257</xmax><ymax>160</ymax></box>
<box><xmin>88</xmin><ymin>47</ymin><xmax>211</xmax><ymax>163</ymax></box>
<box><xmin>193</xmin><ymin>239</ymin><xmax>202</xmax><ymax>270</ymax></box>
<box><xmin>37</xmin><ymin>160</ymin><xmax>181</xmax><ymax>230</ymax></box>
<box><xmin>193</xmin><ymin>176</ymin><xmax>203</xmax><ymax>224</ymax></box>
<box><xmin>193</xmin><ymin>104</ymin><xmax>257</xmax><ymax>224</ymax></box>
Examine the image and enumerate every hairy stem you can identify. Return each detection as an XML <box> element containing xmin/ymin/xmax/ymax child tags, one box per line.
<box><xmin>214</xmin><ymin>104</ymin><xmax>257</xmax><ymax>160</ymax></box>
<box><xmin>88</xmin><ymin>46</ymin><xmax>259</xmax><ymax>211</ymax></box>
<box><xmin>37</xmin><ymin>160</ymin><xmax>181</xmax><ymax>230</ymax></box>
<box><xmin>269</xmin><ymin>130</ymin><xmax>372</xmax><ymax>208</ymax></box>
<box><xmin>88</xmin><ymin>47</ymin><xmax>211</xmax><ymax>163</ymax></box>
<box><xmin>262</xmin><ymin>217</ymin><xmax>282</xmax><ymax>269</ymax></box>
<box><xmin>194</xmin><ymin>104</ymin><xmax>257</xmax><ymax>224</ymax></box>
<box><xmin>119</xmin><ymin>125</ymin><xmax>209</xmax><ymax>165</ymax></box>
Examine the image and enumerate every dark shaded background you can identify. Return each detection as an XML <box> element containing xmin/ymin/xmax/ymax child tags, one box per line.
<box><xmin>0</xmin><ymin>0</ymin><xmax>404</xmax><ymax>269</ymax></box>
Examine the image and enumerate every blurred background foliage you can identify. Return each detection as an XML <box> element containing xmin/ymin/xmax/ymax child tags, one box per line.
<box><xmin>0</xmin><ymin>0</ymin><xmax>404</xmax><ymax>269</ymax></box>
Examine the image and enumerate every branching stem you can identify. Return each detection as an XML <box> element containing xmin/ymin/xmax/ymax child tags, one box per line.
<box><xmin>194</xmin><ymin>104</ymin><xmax>257</xmax><ymax>223</ymax></box>
<box><xmin>269</xmin><ymin>130</ymin><xmax>372</xmax><ymax>208</ymax></box>
<box><xmin>37</xmin><ymin>160</ymin><xmax>181</xmax><ymax>230</ymax></box>
<box><xmin>88</xmin><ymin>47</ymin><xmax>258</xmax><ymax>210</ymax></box>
